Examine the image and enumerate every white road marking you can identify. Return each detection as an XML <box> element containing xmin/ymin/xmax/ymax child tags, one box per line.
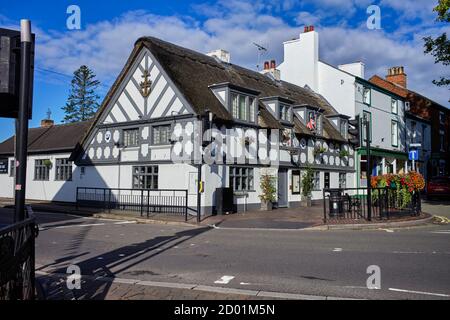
<box><xmin>214</xmin><ymin>276</ymin><xmax>235</xmax><ymax>284</ymax></box>
<box><xmin>40</xmin><ymin>223</ymin><xmax>105</xmax><ymax>230</ymax></box>
<box><xmin>380</xmin><ymin>228</ymin><xmax>394</xmax><ymax>233</ymax></box>
<box><xmin>114</xmin><ymin>221</ymin><xmax>136</xmax><ymax>225</ymax></box>
<box><xmin>333</xmin><ymin>248</ymin><xmax>343</xmax><ymax>252</ymax></box>
<box><xmin>431</xmin><ymin>230</ymin><xmax>450</xmax><ymax>234</ymax></box>
<box><xmin>389</xmin><ymin>288</ymin><xmax>450</xmax><ymax>298</ymax></box>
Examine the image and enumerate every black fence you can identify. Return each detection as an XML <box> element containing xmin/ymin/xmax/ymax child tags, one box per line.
<box><xmin>323</xmin><ymin>187</ymin><xmax>421</xmax><ymax>223</ymax></box>
<box><xmin>0</xmin><ymin>207</ymin><xmax>38</xmax><ymax>300</ymax></box>
<box><xmin>76</xmin><ymin>187</ymin><xmax>194</xmax><ymax>221</ymax></box>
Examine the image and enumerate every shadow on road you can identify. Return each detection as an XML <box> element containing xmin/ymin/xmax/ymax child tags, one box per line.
<box><xmin>38</xmin><ymin>225</ymin><xmax>212</xmax><ymax>300</ymax></box>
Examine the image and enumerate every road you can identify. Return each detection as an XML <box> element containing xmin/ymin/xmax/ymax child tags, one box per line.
<box><xmin>1</xmin><ymin>207</ymin><xmax>449</xmax><ymax>300</ymax></box>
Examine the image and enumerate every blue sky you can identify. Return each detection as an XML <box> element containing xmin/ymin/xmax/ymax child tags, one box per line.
<box><xmin>0</xmin><ymin>0</ymin><xmax>448</xmax><ymax>141</ymax></box>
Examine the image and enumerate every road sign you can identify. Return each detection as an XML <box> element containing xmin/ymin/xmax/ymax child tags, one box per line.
<box><xmin>409</xmin><ymin>143</ymin><xmax>421</xmax><ymax>148</ymax></box>
<box><xmin>409</xmin><ymin>149</ymin><xmax>418</xmax><ymax>161</ymax></box>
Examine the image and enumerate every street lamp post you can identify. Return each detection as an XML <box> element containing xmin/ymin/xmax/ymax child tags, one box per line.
<box><xmin>14</xmin><ymin>20</ymin><xmax>32</xmax><ymax>222</ymax></box>
<box><xmin>364</xmin><ymin>118</ymin><xmax>372</xmax><ymax>221</ymax></box>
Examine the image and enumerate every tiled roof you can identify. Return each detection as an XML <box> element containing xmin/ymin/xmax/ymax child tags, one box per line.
<box><xmin>0</xmin><ymin>121</ymin><xmax>92</xmax><ymax>156</ymax></box>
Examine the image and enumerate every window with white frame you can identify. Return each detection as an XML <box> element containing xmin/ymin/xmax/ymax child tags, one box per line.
<box><xmin>313</xmin><ymin>171</ymin><xmax>320</xmax><ymax>191</ymax></box>
<box><xmin>123</xmin><ymin>128</ymin><xmax>139</xmax><ymax>147</ymax></box>
<box><xmin>391</xmin><ymin>98</ymin><xmax>398</xmax><ymax>114</ymax></box>
<box><xmin>231</xmin><ymin>92</ymin><xmax>256</xmax><ymax>123</ymax></box>
<box><xmin>391</xmin><ymin>120</ymin><xmax>399</xmax><ymax>147</ymax></box>
<box><xmin>152</xmin><ymin>125</ymin><xmax>171</xmax><ymax>145</ymax></box>
<box><xmin>55</xmin><ymin>158</ymin><xmax>73</xmax><ymax>181</ymax></box>
<box><xmin>363</xmin><ymin>87</ymin><xmax>371</xmax><ymax>105</ymax></box>
<box><xmin>339</xmin><ymin>120</ymin><xmax>347</xmax><ymax>138</ymax></box>
<box><xmin>132</xmin><ymin>166</ymin><xmax>158</xmax><ymax>189</ymax></box>
<box><xmin>249</xmin><ymin>97</ymin><xmax>256</xmax><ymax>122</ymax></box>
<box><xmin>339</xmin><ymin>173</ymin><xmax>346</xmax><ymax>189</ymax></box>
<box><xmin>410</xmin><ymin>121</ymin><xmax>417</xmax><ymax>144</ymax></box>
<box><xmin>229</xmin><ymin>167</ymin><xmax>254</xmax><ymax>191</ymax></box>
<box><xmin>279</xmin><ymin>104</ymin><xmax>291</xmax><ymax>122</ymax></box>
<box><xmin>34</xmin><ymin>159</ymin><xmax>50</xmax><ymax>181</ymax></box>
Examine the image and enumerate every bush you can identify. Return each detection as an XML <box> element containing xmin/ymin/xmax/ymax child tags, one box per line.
<box><xmin>259</xmin><ymin>174</ymin><xmax>276</xmax><ymax>202</ymax></box>
<box><xmin>301</xmin><ymin>167</ymin><xmax>314</xmax><ymax>198</ymax></box>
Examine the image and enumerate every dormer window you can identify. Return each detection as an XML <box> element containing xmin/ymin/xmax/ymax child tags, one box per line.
<box><xmin>231</xmin><ymin>92</ymin><xmax>257</xmax><ymax>123</ymax></box>
<box><xmin>339</xmin><ymin>120</ymin><xmax>347</xmax><ymax>138</ymax></box>
<box><xmin>279</xmin><ymin>104</ymin><xmax>291</xmax><ymax>122</ymax></box>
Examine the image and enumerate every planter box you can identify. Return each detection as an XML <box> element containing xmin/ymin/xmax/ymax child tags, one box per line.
<box><xmin>260</xmin><ymin>201</ymin><xmax>273</xmax><ymax>211</ymax></box>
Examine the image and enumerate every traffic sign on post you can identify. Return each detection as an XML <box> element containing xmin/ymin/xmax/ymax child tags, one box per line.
<box><xmin>409</xmin><ymin>150</ymin><xmax>418</xmax><ymax>161</ymax></box>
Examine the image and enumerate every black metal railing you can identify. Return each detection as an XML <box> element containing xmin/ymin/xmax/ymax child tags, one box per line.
<box><xmin>0</xmin><ymin>206</ymin><xmax>38</xmax><ymax>300</ymax></box>
<box><xmin>323</xmin><ymin>187</ymin><xmax>421</xmax><ymax>223</ymax></box>
<box><xmin>76</xmin><ymin>187</ymin><xmax>195</xmax><ymax>221</ymax></box>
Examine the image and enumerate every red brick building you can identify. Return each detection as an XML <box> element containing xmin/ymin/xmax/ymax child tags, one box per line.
<box><xmin>370</xmin><ymin>67</ymin><xmax>450</xmax><ymax>178</ymax></box>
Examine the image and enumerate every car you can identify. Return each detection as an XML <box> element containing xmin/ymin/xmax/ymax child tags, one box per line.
<box><xmin>427</xmin><ymin>176</ymin><xmax>450</xmax><ymax>199</ymax></box>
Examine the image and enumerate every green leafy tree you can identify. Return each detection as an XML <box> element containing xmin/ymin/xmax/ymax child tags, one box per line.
<box><xmin>301</xmin><ymin>166</ymin><xmax>314</xmax><ymax>198</ymax></box>
<box><xmin>424</xmin><ymin>0</ymin><xmax>450</xmax><ymax>88</ymax></box>
<box><xmin>62</xmin><ymin>65</ymin><xmax>100</xmax><ymax>123</ymax></box>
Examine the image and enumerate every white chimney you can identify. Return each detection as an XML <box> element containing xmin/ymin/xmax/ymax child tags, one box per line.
<box><xmin>338</xmin><ymin>62</ymin><xmax>365</xmax><ymax>78</ymax></box>
<box><xmin>278</xmin><ymin>26</ymin><xmax>319</xmax><ymax>90</ymax></box>
<box><xmin>206</xmin><ymin>49</ymin><xmax>230</xmax><ymax>63</ymax></box>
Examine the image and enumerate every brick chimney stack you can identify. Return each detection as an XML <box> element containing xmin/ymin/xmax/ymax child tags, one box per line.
<box><xmin>386</xmin><ymin>66</ymin><xmax>407</xmax><ymax>88</ymax></box>
<box><xmin>41</xmin><ymin>119</ymin><xmax>54</xmax><ymax>128</ymax></box>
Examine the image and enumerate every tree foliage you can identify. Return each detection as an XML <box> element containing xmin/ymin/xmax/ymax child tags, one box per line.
<box><xmin>424</xmin><ymin>0</ymin><xmax>450</xmax><ymax>88</ymax></box>
<box><xmin>62</xmin><ymin>65</ymin><xmax>100</xmax><ymax>123</ymax></box>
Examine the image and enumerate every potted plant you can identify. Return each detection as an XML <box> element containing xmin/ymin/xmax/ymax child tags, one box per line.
<box><xmin>301</xmin><ymin>166</ymin><xmax>314</xmax><ymax>207</ymax></box>
<box><xmin>43</xmin><ymin>159</ymin><xmax>53</xmax><ymax>169</ymax></box>
<box><xmin>259</xmin><ymin>174</ymin><xmax>276</xmax><ymax>211</ymax></box>
<box><xmin>339</xmin><ymin>149</ymin><xmax>349</xmax><ymax>165</ymax></box>
<box><xmin>313</xmin><ymin>145</ymin><xmax>327</xmax><ymax>157</ymax></box>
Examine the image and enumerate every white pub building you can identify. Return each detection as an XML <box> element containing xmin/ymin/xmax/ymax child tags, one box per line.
<box><xmin>0</xmin><ymin>36</ymin><xmax>355</xmax><ymax>215</ymax></box>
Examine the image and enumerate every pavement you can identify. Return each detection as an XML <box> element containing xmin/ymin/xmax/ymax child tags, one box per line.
<box><xmin>0</xmin><ymin>197</ymin><xmax>433</xmax><ymax>231</ymax></box>
<box><xmin>2</xmin><ymin>208</ymin><xmax>446</xmax><ymax>300</ymax></box>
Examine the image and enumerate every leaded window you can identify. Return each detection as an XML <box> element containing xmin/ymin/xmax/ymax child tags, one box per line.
<box><xmin>229</xmin><ymin>167</ymin><xmax>254</xmax><ymax>191</ymax></box>
<box><xmin>34</xmin><ymin>159</ymin><xmax>50</xmax><ymax>181</ymax></box>
<box><xmin>152</xmin><ymin>125</ymin><xmax>171</xmax><ymax>145</ymax></box>
<box><xmin>339</xmin><ymin>173</ymin><xmax>346</xmax><ymax>189</ymax></box>
<box><xmin>123</xmin><ymin>128</ymin><xmax>139</xmax><ymax>147</ymax></box>
<box><xmin>132</xmin><ymin>166</ymin><xmax>158</xmax><ymax>189</ymax></box>
<box><xmin>55</xmin><ymin>158</ymin><xmax>73</xmax><ymax>181</ymax></box>
<box><xmin>312</xmin><ymin>171</ymin><xmax>320</xmax><ymax>191</ymax></box>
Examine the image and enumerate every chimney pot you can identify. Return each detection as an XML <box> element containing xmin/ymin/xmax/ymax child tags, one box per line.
<box><xmin>386</xmin><ymin>66</ymin><xmax>407</xmax><ymax>88</ymax></box>
<box><xmin>264</xmin><ymin>61</ymin><xmax>270</xmax><ymax>70</ymax></box>
<box><xmin>270</xmin><ymin>60</ymin><xmax>276</xmax><ymax>69</ymax></box>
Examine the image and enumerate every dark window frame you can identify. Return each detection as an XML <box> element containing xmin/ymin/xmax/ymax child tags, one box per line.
<box><xmin>152</xmin><ymin>125</ymin><xmax>171</xmax><ymax>145</ymax></box>
<box><xmin>34</xmin><ymin>159</ymin><xmax>50</xmax><ymax>181</ymax></box>
<box><xmin>132</xmin><ymin>165</ymin><xmax>159</xmax><ymax>189</ymax></box>
<box><xmin>55</xmin><ymin>158</ymin><xmax>73</xmax><ymax>181</ymax></box>
<box><xmin>123</xmin><ymin>128</ymin><xmax>139</xmax><ymax>147</ymax></box>
<box><xmin>229</xmin><ymin>167</ymin><xmax>254</xmax><ymax>191</ymax></box>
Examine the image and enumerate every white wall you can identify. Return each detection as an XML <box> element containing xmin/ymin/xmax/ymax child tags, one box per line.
<box><xmin>278</xmin><ymin>31</ymin><xmax>319</xmax><ymax>91</ymax></box>
<box><xmin>317</xmin><ymin>62</ymin><xmax>356</xmax><ymax>117</ymax></box>
<box><xmin>355</xmin><ymin>83</ymin><xmax>406</xmax><ymax>152</ymax></box>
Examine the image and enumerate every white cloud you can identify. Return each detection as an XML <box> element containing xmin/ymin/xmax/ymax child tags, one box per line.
<box><xmin>295</xmin><ymin>11</ymin><xmax>321</xmax><ymax>26</ymax></box>
<box><xmin>3</xmin><ymin>1</ymin><xmax>447</xmax><ymax>106</ymax></box>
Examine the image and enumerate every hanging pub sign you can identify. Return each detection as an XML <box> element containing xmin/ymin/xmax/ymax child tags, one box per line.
<box><xmin>0</xmin><ymin>158</ymin><xmax>8</xmax><ymax>174</ymax></box>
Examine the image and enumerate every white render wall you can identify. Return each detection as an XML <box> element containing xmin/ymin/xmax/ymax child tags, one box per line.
<box><xmin>317</xmin><ymin>62</ymin><xmax>357</xmax><ymax>117</ymax></box>
<box><xmin>355</xmin><ymin>83</ymin><xmax>406</xmax><ymax>153</ymax></box>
